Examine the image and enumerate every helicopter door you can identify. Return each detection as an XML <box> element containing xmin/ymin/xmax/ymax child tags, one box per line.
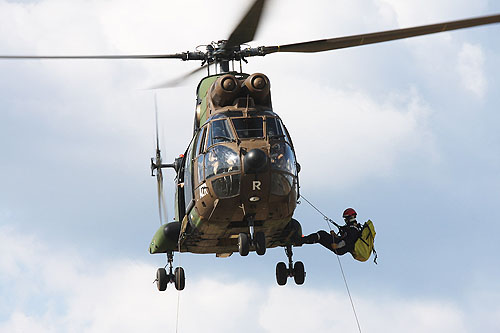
<box><xmin>183</xmin><ymin>135</ymin><xmax>196</xmax><ymax>212</ymax></box>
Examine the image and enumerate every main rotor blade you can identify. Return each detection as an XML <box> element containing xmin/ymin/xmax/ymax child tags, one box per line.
<box><xmin>150</xmin><ymin>63</ymin><xmax>208</xmax><ymax>89</ymax></box>
<box><xmin>262</xmin><ymin>13</ymin><xmax>500</xmax><ymax>54</ymax></box>
<box><xmin>226</xmin><ymin>0</ymin><xmax>267</xmax><ymax>48</ymax></box>
<box><xmin>0</xmin><ymin>53</ymin><xmax>187</xmax><ymax>60</ymax></box>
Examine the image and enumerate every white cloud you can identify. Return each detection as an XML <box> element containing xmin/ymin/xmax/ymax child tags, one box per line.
<box><xmin>458</xmin><ymin>43</ymin><xmax>486</xmax><ymax>98</ymax></box>
<box><xmin>375</xmin><ymin>0</ymin><xmax>491</xmax><ymax>101</ymax></box>
<box><xmin>274</xmin><ymin>83</ymin><xmax>436</xmax><ymax>189</ymax></box>
<box><xmin>2</xmin><ymin>225</ymin><xmax>495</xmax><ymax>333</ymax></box>
<box><xmin>378</xmin><ymin>0</ymin><xmax>488</xmax><ymax>26</ymax></box>
<box><xmin>1</xmin><ymin>1</ymin><xmax>500</xmax><ymax>331</ymax></box>
<box><xmin>260</xmin><ymin>288</ymin><xmax>469</xmax><ymax>333</ymax></box>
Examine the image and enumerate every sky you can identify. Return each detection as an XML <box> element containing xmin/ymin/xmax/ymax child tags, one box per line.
<box><xmin>1</xmin><ymin>0</ymin><xmax>500</xmax><ymax>332</ymax></box>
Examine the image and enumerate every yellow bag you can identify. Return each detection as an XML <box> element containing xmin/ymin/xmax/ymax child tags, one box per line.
<box><xmin>352</xmin><ymin>220</ymin><xmax>377</xmax><ymax>263</ymax></box>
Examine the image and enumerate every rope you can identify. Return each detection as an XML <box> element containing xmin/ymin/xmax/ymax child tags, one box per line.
<box><xmin>175</xmin><ymin>242</ymin><xmax>182</xmax><ymax>332</ymax></box>
<box><xmin>300</xmin><ymin>195</ymin><xmax>342</xmax><ymax>229</ymax></box>
<box><xmin>336</xmin><ymin>254</ymin><xmax>362</xmax><ymax>333</ymax></box>
<box><xmin>301</xmin><ymin>194</ymin><xmax>362</xmax><ymax>333</ymax></box>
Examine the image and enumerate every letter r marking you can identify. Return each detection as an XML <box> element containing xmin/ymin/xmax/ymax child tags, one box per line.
<box><xmin>252</xmin><ymin>180</ymin><xmax>262</xmax><ymax>191</ymax></box>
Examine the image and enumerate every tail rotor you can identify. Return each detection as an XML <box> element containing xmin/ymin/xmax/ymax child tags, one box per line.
<box><xmin>151</xmin><ymin>94</ymin><xmax>169</xmax><ymax>225</ymax></box>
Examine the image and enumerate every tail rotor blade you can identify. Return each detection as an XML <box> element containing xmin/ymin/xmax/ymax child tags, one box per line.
<box><xmin>153</xmin><ymin>94</ymin><xmax>168</xmax><ymax>225</ymax></box>
<box><xmin>154</xmin><ymin>94</ymin><xmax>160</xmax><ymax>152</ymax></box>
<box><xmin>156</xmin><ymin>168</ymin><xmax>168</xmax><ymax>225</ymax></box>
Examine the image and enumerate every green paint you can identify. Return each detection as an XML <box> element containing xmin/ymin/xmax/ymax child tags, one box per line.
<box><xmin>197</xmin><ymin>75</ymin><xmax>221</xmax><ymax>127</ymax></box>
<box><xmin>189</xmin><ymin>206</ymin><xmax>202</xmax><ymax>229</ymax></box>
<box><xmin>148</xmin><ymin>224</ymin><xmax>179</xmax><ymax>254</ymax></box>
<box><xmin>149</xmin><ymin>225</ymin><xmax>166</xmax><ymax>254</ymax></box>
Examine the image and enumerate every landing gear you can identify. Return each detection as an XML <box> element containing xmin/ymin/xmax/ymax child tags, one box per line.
<box><xmin>255</xmin><ymin>231</ymin><xmax>266</xmax><ymax>255</ymax></box>
<box><xmin>156</xmin><ymin>267</ymin><xmax>168</xmax><ymax>291</ymax></box>
<box><xmin>293</xmin><ymin>261</ymin><xmax>305</xmax><ymax>285</ymax></box>
<box><xmin>238</xmin><ymin>232</ymin><xmax>250</xmax><ymax>256</ymax></box>
<box><xmin>155</xmin><ymin>251</ymin><xmax>185</xmax><ymax>291</ymax></box>
<box><xmin>174</xmin><ymin>267</ymin><xmax>185</xmax><ymax>291</ymax></box>
<box><xmin>275</xmin><ymin>262</ymin><xmax>288</xmax><ymax>286</ymax></box>
<box><xmin>238</xmin><ymin>215</ymin><xmax>266</xmax><ymax>256</ymax></box>
<box><xmin>275</xmin><ymin>245</ymin><xmax>306</xmax><ymax>286</ymax></box>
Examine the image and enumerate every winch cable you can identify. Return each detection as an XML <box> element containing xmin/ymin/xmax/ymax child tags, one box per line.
<box><xmin>300</xmin><ymin>195</ymin><xmax>362</xmax><ymax>333</ymax></box>
<box><xmin>155</xmin><ymin>94</ymin><xmax>182</xmax><ymax>332</ymax></box>
<box><xmin>175</xmin><ymin>239</ymin><xmax>182</xmax><ymax>333</ymax></box>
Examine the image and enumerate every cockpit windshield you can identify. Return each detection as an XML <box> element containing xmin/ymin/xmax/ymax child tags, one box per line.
<box><xmin>207</xmin><ymin>119</ymin><xmax>235</xmax><ymax>147</ymax></box>
<box><xmin>270</xmin><ymin>141</ymin><xmax>296</xmax><ymax>175</ymax></box>
<box><xmin>231</xmin><ymin>117</ymin><xmax>263</xmax><ymax>138</ymax></box>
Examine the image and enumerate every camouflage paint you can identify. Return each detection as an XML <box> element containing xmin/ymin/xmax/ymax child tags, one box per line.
<box><xmin>149</xmin><ymin>224</ymin><xmax>179</xmax><ymax>254</ymax></box>
<box><xmin>189</xmin><ymin>206</ymin><xmax>202</xmax><ymax>229</ymax></box>
<box><xmin>149</xmin><ymin>225</ymin><xmax>167</xmax><ymax>254</ymax></box>
<box><xmin>196</xmin><ymin>75</ymin><xmax>221</xmax><ymax>127</ymax></box>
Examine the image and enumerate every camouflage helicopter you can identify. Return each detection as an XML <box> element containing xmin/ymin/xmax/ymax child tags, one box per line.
<box><xmin>2</xmin><ymin>0</ymin><xmax>499</xmax><ymax>291</ymax></box>
<box><xmin>148</xmin><ymin>1</ymin><xmax>500</xmax><ymax>291</ymax></box>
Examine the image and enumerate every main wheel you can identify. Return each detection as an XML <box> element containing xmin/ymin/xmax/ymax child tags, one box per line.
<box><xmin>174</xmin><ymin>267</ymin><xmax>185</xmax><ymax>291</ymax></box>
<box><xmin>156</xmin><ymin>268</ymin><xmax>168</xmax><ymax>291</ymax></box>
<box><xmin>276</xmin><ymin>262</ymin><xmax>288</xmax><ymax>286</ymax></box>
<box><xmin>255</xmin><ymin>231</ymin><xmax>266</xmax><ymax>255</ymax></box>
<box><xmin>293</xmin><ymin>261</ymin><xmax>305</xmax><ymax>285</ymax></box>
<box><xmin>238</xmin><ymin>233</ymin><xmax>250</xmax><ymax>256</ymax></box>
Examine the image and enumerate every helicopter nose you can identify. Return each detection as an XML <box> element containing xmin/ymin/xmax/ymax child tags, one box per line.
<box><xmin>244</xmin><ymin>149</ymin><xmax>268</xmax><ymax>174</ymax></box>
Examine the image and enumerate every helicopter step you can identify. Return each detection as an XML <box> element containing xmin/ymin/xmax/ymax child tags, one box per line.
<box><xmin>238</xmin><ymin>214</ymin><xmax>266</xmax><ymax>256</ymax></box>
<box><xmin>275</xmin><ymin>245</ymin><xmax>305</xmax><ymax>286</ymax></box>
<box><xmin>155</xmin><ymin>251</ymin><xmax>185</xmax><ymax>291</ymax></box>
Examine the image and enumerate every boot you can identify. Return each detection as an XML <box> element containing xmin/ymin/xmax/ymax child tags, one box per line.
<box><xmin>298</xmin><ymin>232</ymin><xmax>320</xmax><ymax>245</ymax></box>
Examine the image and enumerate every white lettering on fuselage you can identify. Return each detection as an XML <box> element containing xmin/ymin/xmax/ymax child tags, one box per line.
<box><xmin>252</xmin><ymin>180</ymin><xmax>262</xmax><ymax>191</ymax></box>
<box><xmin>199</xmin><ymin>184</ymin><xmax>209</xmax><ymax>198</ymax></box>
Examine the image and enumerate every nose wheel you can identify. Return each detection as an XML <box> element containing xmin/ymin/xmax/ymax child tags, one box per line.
<box><xmin>155</xmin><ymin>251</ymin><xmax>185</xmax><ymax>291</ymax></box>
<box><xmin>275</xmin><ymin>245</ymin><xmax>305</xmax><ymax>286</ymax></box>
<box><xmin>238</xmin><ymin>215</ymin><xmax>266</xmax><ymax>256</ymax></box>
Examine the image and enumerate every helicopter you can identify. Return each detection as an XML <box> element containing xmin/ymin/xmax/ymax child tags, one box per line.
<box><xmin>2</xmin><ymin>0</ymin><xmax>499</xmax><ymax>291</ymax></box>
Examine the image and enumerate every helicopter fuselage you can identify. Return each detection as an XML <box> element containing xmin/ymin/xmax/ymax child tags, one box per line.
<box><xmin>149</xmin><ymin>73</ymin><xmax>302</xmax><ymax>256</ymax></box>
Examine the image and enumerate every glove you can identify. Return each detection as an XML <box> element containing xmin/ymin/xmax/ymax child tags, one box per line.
<box><xmin>331</xmin><ymin>242</ymin><xmax>339</xmax><ymax>250</ymax></box>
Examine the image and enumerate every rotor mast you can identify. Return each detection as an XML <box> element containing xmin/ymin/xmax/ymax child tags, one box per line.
<box><xmin>0</xmin><ymin>0</ymin><xmax>498</xmax><ymax>88</ymax></box>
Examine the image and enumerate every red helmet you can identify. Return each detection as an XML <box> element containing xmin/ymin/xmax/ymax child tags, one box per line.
<box><xmin>343</xmin><ymin>208</ymin><xmax>357</xmax><ymax>219</ymax></box>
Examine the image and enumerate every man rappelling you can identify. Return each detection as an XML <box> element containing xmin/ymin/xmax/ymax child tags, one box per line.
<box><xmin>298</xmin><ymin>208</ymin><xmax>377</xmax><ymax>263</ymax></box>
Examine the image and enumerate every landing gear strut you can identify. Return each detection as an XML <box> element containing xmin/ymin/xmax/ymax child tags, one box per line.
<box><xmin>238</xmin><ymin>215</ymin><xmax>266</xmax><ymax>256</ymax></box>
<box><xmin>275</xmin><ymin>245</ymin><xmax>306</xmax><ymax>286</ymax></box>
<box><xmin>155</xmin><ymin>251</ymin><xmax>185</xmax><ymax>291</ymax></box>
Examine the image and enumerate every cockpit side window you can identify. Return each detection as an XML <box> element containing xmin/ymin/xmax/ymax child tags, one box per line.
<box><xmin>231</xmin><ymin>117</ymin><xmax>264</xmax><ymax>138</ymax></box>
<box><xmin>207</xmin><ymin>119</ymin><xmax>235</xmax><ymax>148</ymax></box>
<box><xmin>194</xmin><ymin>126</ymin><xmax>207</xmax><ymax>186</ymax></box>
<box><xmin>183</xmin><ymin>136</ymin><xmax>196</xmax><ymax>209</ymax></box>
<box><xmin>196</xmin><ymin>126</ymin><xmax>207</xmax><ymax>155</ymax></box>
<box><xmin>266</xmin><ymin>117</ymin><xmax>284</xmax><ymax>139</ymax></box>
<box><xmin>278</xmin><ymin>118</ymin><xmax>292</xmax><ymax>146</ymax></box>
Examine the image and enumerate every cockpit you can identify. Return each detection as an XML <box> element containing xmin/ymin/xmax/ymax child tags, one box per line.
<box><xmin>183</xmin><ymin>112</ymin><xmax>298</xmax><ymax>207</ymax></box>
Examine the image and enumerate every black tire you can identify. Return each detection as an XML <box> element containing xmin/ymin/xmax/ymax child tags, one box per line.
<box><xmin>156</xmin><ymin>268</ymin><xmax>168</xmax><ymax>291</ymax></box>
<box><xmin>276</xmin><ymin>262</ymin><xmax>288</xmax><ymax>286</ymax></box>
<box><xmin>255</xmin><ymin>231</ymin><xmax>266</xmax><ymax>255</ymax></box>
<box><xmin>174</xmin><ymin>267</ymin><xmax>185</xmax><ymax>291</ymax></box>
<box><xmin>293</xmin><ymin>261</ymin><xmax>305</xmax><ymax>285</ymax></box>
<box><xmin>238</xmin><ymin>233</ymin><xmax>250</xmax><ymax>256</ymax></box>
